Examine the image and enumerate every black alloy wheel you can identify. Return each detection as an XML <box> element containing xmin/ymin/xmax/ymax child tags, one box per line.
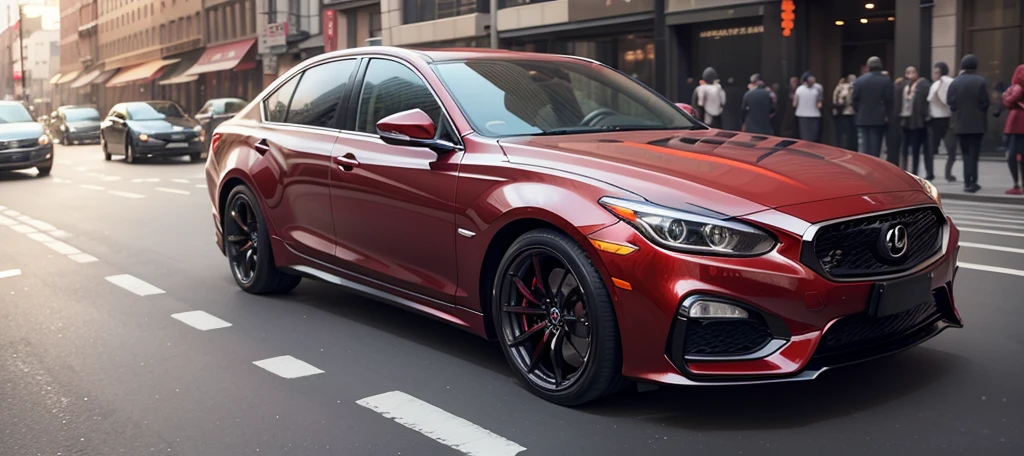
<box><xmin>494</xmin><ymin>229</ymin><xmax>625</xmax><ymax>406</ymax></box>
<box><xmin>101</xmin><ymin>134</ymin><xmax>111</xmax><ymax>160</ymax></box>
<box><xmin>125</xmin><ymin>135</ymin><xmax>136</xmax><ymax>164</ymax></box>
<box><xmin>223</xmin><ymin>186</ymin><xmax>301</xmax><ymax>294</ymax></box>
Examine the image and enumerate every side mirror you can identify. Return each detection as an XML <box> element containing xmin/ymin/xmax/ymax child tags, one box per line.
<box><xmin>675</xmin><ymin>102</ymin><xmax>697</xmax><ymax>116</ymax></box>
<box><xmin>375</xmin><ymin>108</ymin><xmax>458</xmax><ymax>154</ymax></box>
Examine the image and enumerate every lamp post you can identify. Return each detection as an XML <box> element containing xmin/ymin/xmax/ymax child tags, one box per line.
<box><xmin>17</xmin><ymin>4</ymin><xmax>27</xmax><ymax>102</ymax></box>
<box><xmin>489</xmin><ymin>0</ymin><xmax>498</xmax><ymax>48</ymax></box>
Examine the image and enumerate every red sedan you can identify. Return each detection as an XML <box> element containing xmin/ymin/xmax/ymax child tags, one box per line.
<box><xmin>205</xmin><ymin>47</ymin><xmax>961</xmax><ymax>406</ymax></box>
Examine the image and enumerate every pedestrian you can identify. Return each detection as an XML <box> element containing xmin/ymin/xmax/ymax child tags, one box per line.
<box><xmin>948</xmin><ymin>54</ymin><xmax>990</xmax><ymax>193</ymax></box>
<box><xmin>781</xmin><ymin>76</ymin><xmax>800</xmax><ymax>138</ymax></box>
<box><xmin>1000</xmin><ymin>63</ymin><xmax>1024</xmax><ymax>195</ymax></box>
<box><xmin>794</xmin><ymin>72</ymin><xmax>823</xmax><ymax>142</ymax></box>
<box><xmin>853</xmin><ymin>56</ymin><xmax>894</xmax><ymax>157</ymax></box>
<box><xmin>898</xmin><ymin>66</ymin><xmax>932</xmax><ymax>177</ymax></box>
<box><xmin>693</xmin><ymin>67</ymin><xmax>726</xmax><ymax>128</ymax></box>
<box><xmin>832</xmin><ymin>74</ymin><xmax>857</xmax><ymax>150</ymax></box>
<box><xmin>928</xmin><ymin>62</ymin><xmax>957</xmax><ymax>181</ymax></box>
<box><xmin>741</xmin><ymin>75</ymin><xmax>775</xmax><ymax>135</ymax></box>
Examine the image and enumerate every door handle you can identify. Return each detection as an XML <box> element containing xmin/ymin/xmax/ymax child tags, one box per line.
<box><xmin>253</xmin><ymin>139</ymin><xmax>270</xmax><ymax>155</ymax></box>
<box><xmin>334</xmin><ymin>154</ymin><xmax>360</xmax><ymax>171</ymax></box>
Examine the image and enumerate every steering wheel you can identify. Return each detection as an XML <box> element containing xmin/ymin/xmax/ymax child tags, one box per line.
<box><xmin>580</xmin><ymin>108</ymin><xmax>619</xmax><ymax>127</ymax></box>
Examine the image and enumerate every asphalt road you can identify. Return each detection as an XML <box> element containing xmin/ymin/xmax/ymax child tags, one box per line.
<box><xmin>1</xmin><ymin>144</ymin><xmax>1023</xmax><ymax>456</ymax></box>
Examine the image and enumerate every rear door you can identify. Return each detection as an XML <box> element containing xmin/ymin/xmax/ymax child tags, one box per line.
<box><xmin>327</xmin><ymin>57</ymin><xmax>463</xmax><ymax>303</ymax></box>
<box><xmin>254</xmin><ymin>58</ymin><xmax>359</xmax><ymax>264</ymax></box>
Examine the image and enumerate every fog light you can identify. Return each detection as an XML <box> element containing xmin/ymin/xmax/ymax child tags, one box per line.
<box><xmin>685</xmin><ymin>300</ymin><xmax>749</xmax><ymax>319</ymax></box>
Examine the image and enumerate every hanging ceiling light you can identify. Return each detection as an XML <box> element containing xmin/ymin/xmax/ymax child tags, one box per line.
<box><xmin>835</xmin><ymin>20</ymin><xmax>845</xmax><ymax>26</ymax></box>
<box><xmin>865</xmin><ymin>3</ymin><xmax>876</xmax><ymax>9</ymax></box>
<box><xmin>860</xmin><ymin>18</ymin><xmax>869</xmax><ymax>24</ymax></box>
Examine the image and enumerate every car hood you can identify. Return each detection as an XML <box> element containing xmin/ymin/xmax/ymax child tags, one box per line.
<box><xmin>127</xmin><ymin>117</ymin><xmax>197</xmax><ymax>132</ymax></box>
<box><xmin>0</xmin><ymin>122</ymin><xmax>44</xmax><ymax>140</ymax></box>
<box><xmin>497</xmin><ymin>129</ymin><xmax>923</xmax><ymax>217</ymax></box>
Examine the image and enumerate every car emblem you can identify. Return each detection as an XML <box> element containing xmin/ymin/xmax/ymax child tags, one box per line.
<box><xmin>549</xmin><ymin>307</ymin><xmax>562</xmax><ymax>325</ymax></box>
<box><xmin>884</xmin><ymin>224</ymin><xmax>909</xmax><ymax>258</ymax></box>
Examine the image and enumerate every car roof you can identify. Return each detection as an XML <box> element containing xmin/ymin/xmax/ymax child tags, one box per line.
<box><xmin>307</xmin><ymin>46</ymin><xmax>597</xmax><ymax>65</ymax></box>
<box><xmin>59</xmin><ymin>105</ymin><xmax>98</xmax><ymax>110</ymax></box>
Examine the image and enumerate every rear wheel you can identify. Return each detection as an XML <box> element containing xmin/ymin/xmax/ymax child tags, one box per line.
<box><xmin>189</xmin><ymin>153</ymin><xmax>202</xmax><ymax>163</ymax></box>
<box><xmin>493</xmin><ymin>229</ymin><xmax>626</xmax><ymax>406</ymax></box>
<box><xmin>223</xmin><ymin>185</ymin><xmax>301</xmax><ymax>294</ymax></box>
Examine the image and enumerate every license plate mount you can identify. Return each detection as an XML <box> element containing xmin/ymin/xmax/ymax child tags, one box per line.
<box><xmin>166</xmin><ymin>142</ymin><xmax>188</xmax><ymax>148</ymax></box>
<box><xmin>868</xmin><ymin>272</ymin><xmax>933</xmax><ymax>317</ymax></box>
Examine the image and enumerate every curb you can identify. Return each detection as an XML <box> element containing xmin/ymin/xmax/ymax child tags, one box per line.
<box><xmin>940</xmin><ymin>192</ymin><xmax>1024</xmax><ymax>205</ymax></box>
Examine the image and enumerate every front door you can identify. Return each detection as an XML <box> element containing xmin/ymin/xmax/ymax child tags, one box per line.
<box><xmin>329</xmin><ymin>57</ymin><xmax>461</xmax><ymax>304</ymax></box>
<box><xmin>255</xmin><ymin>58</ymin><xmax>359</xmax><ymax>264</ymax></box>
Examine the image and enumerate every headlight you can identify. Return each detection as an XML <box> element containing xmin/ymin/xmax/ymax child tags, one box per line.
<box><xmin>907</xmin><ymin>171</ymin><xmax>941</xmax><ymax>206</ymax></box>
<box><xmin>599</xmin><ymin>197</ymin><xmax>777</xmax><ymax>256</ymax></box>
<box><xmin>138</xmin><ymin>133</ymin><xmax>150</xmax><ymax>142</ymax></box>
<box><xmin>38</xmin><ymin>134</ymin><xmax>51</xmax><ymax>145</ymax></box>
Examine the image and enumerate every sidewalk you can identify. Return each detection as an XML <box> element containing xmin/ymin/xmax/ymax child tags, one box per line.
<box><xmin>928</xmin><ymin>158</ymin><xmax>1024</xmax><ymax>205</ymax></box>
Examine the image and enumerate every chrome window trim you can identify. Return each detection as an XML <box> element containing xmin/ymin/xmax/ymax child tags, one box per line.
<box><xmin>801</xmin><ymin>204</ymin><xmax>949</xmax><ymax>283</ymax></box>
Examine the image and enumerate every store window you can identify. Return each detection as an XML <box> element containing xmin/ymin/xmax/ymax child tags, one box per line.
<box><xmin>965</xmin><ymin>0</ymin><xmax>1023</xmax><ymax>151</ymax></box>
<box><xmin>402</xmin><ymin>0</ymin><xmax>488</xmax><ymax>25</ymax></box>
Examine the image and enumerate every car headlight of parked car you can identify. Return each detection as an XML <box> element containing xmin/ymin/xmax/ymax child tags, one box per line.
<box><xmin>38</xmin><ymin>134</ymin><xmax>51</xmax><ymax>146</ymax></box>
<box><xmin>138</xmin><ymin>133</ymin><xmax>150</xmax><ymax>142</ymax></box>
<box><xmin>599</xmin><ymin>197</ymin><xmax>777</xmax><ymax>256</ymax></box>
<box><xmin>907</xmin><ymin>171</ymin><xmax>941</xmax><ymax>207</ymax></box>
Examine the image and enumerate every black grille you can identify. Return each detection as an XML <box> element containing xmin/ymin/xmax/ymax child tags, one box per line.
<box><xmin>684</xmin><ymin>319</ymin><xmax>773</xmax><ymax>356</ymax></box>
<box><xmin>0</xmin><ymin>138</ymin><xmax>39</xmax><ymax>151</ymax></box>
<box><xmin>151</xmin><ymin>131</ymin><xmax>198</xmax><ymax>142</ymax></box>
<box><xmin>816</xmin><ymin>301</ymin><xmax>942</xmax><ymax>357</ymax></box>
<box><xmin>0</xmin><ymin>152</ymin><xmax>31</xmax><ymax>163</ymax></box>
<box><xmin>809</xmin><ymin>207</ymin><xmax>944</xmax><ymax>279</ymax></box>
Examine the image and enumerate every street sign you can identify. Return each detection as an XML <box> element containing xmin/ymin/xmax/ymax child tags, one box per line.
<box><xmin>258</xmin><ymin>21</ymin><xmax>288</xmax><ymax>54</ymax></box>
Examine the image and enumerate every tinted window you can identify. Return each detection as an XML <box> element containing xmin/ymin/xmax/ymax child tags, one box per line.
<box><xmin>287</xmin><ymin>60</ymin><xmax>357</xmax><ymax>128</ymax></box>
<box><xmin>265</xmin><ymin>76</ymin><xmax>299</xmax><ymax>123</ymax></box>
<box><xmin>127</xmin><ymin>102</ymin><xmax>185</xmax><ymax>120</ymax></box>
<box><xmin>432</xmin><ymin>59</ymin><xmax>693</xmax><ymax>137</ymax></box>
<box><xmin>354</xmin><ymin>59</ymin><xmax>442</xmax><ymax>134</ymax></box>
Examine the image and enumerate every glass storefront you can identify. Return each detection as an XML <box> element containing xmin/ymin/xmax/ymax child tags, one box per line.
<box><xmin>965</xmin><ymin>0</ymin><xmax>1024</xmax><ymax>153</ymax></box>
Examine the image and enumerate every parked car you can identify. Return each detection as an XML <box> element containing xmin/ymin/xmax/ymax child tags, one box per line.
<box><xmin>50</xmin><ymin>105</ymin><xmax>102</xmax><ymax>145</ymax></box>
<box><xmin>196</xmin><ymin>98</ymin><xmax>246</xmax><ymax>151</ymax></box>
<box><xmin>0</xmin><ymin>101</ymin><xmax>53</xmax><ymax>176</ymax></box>
<box><xmin>205</xmin><ymin>47</ymin><xmax>960</xmax><ymax>406</ymax></box>
<box><xmin>100</xmin><ymin>101</ymin><xmax>203</xmax><ymax>163</ymax></box>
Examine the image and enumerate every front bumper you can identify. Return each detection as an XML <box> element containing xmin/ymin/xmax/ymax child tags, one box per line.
<box><xmin>134</xmin><ymin>139</ymin><xmax>203</xmax><ymax>157</ymax></box>
<box><xmin>65</xmin><ymin>130</ymin><xmax>101</xmax><ymax>143</ymax></box>
<box><xmin>0</xmin><ymin>145</ymin><xmax>53</xmax><ymax>171</ymax></box>
<box><xmin>587</xmin><ymin>200</ymin><xmax>961</xmax><ymax>386</ymax></box>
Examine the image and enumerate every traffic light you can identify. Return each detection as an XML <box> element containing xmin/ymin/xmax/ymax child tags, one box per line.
<box><xmin>781</xmin><ymin>0</ymin><xmax>796</xmax><ymax>37</ymax></box>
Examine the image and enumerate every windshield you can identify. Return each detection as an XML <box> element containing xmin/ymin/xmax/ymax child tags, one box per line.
<box><xmin>64</xmin><ymin>108</ymin><xmax>101</xmax><ymax>122</ymax></box>
<box><xmin>0</xmin><ymin>104</ymin><xmax>34</xmax><ymax>124</ymax></box>
<box><xmin>127</xmin><ymin>102</ymin><xmax>185</xmax><ymax>121</ymax></box>
<box><xmin>432</xmin><ymin>59</ymin><xmax>695</xmax><ymax>137</ymax></box>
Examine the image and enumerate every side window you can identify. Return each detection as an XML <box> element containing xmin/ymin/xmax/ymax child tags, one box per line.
<box><xmin>198</xmin><ymin>101</ymin><xmax>212</xmax><ymax>115</ymax></box>
<box><xmin>287</xmin><ymin>59</ymin><xmax>357</xmax><ymax>128</ymax></box>
<box><xmin>354</xmin><ymin>59</ymin><xmax>443</xmax><ymax>135</ymax></box>
<box><xmin>264</xmin><ymin>76</ymin><xmax>299</xmax><ymax>123</ymax></box>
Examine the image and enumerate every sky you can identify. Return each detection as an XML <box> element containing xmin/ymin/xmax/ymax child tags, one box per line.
<box><xmin>1</xmin><ymin>0</ymin><xmax>60</xmax><ymax>32</ymax></box>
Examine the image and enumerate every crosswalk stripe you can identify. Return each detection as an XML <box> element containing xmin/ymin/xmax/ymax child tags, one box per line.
<box><xmin>959</xmin><ymin>227</ymin><xmax>1024</xmax><ymax>238</ymax></box>
<box><xmin>954</xmin><ymin>220</ymin><xmax>1024</xmax><ymax>230</ymax></box>
<box><xmin>958</xmin><ymin>262</ymin><xmax>1024</xmax><ymax>277</ymax></box>
<box><xmin>960</xmin><ymin>242</ymin><xmax>1024</xmax><ymax>254</ymax></box>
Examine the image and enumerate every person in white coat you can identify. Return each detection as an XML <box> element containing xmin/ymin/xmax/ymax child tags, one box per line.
<box><xmin>927</xmin><ymin>62</ymin><xmax>957</xmax><ymax>181</ymax></box>
<box><xmin>693</xmin><ymin>67</ymin><xmax>726</xmax><ymax>128</ymax></box>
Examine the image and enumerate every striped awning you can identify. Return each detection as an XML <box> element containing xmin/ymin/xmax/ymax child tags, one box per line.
<box><xmin>49</xmin><ymin>73</ymin><xmax>62</xmax><ymax>84</ymax></box>
<box><xmin>70</xmin><ymin>69</ymin><xmax>103</xmax><ymax>88</ymax></box>
<box><xmin>56</xmin><ymin>70</ymin><xmax>81</xmax><ymax>85</ymax></box>
<box><xmin>105</xmin><ymin>59</ymin><xmax>179</xmax><ymax>87</ymax></box>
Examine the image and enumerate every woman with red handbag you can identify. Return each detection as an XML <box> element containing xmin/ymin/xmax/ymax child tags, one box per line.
<box><xmin>1001</xmin><ymin>64</ymin><xmax>1024</xmax><ymax>195</ymax></box>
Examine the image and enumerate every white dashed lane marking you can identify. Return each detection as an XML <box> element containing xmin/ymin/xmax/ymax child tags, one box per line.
<box><xmin>3</xmin><ymin>209</ymin><xmax>20</xmax><ymax>216</ymax></box>
<box><xmin>953</xmin><ymin>220</ymin><xmax>1024</xmax><ymax>230</ymax></box>
<box><xmin>0</xmin><ymin>215</ymin><xmax>16</xmax><ymax>226</ymax></box>
<box><xmin>105</xmin><ymin>274</ymin><xmax>166</xmax><ymax>296</ymax></box>
<box><xmin>155</xmin><ymin>187</ymin><xmax>190</xmax><ymax>195</ymax></box>
<box><xmin>79</xmin><ymin>184</ymin><xmax>105</xmax><ymax>191</ymax></box>
<box><xmin>252</xmin><ymin>356</ymin><xmax>324</xmax><ymax>379</ymax></box>
<box><xmin>26</xmin><ymin>232</ymin><xmax>57</xmax><ymax>243</ymax></box>
<box><xmin>195</xmin><ymin>184</ymin><xmax>207</xmax><ymax>189</ymax></box>
<box><xmin>41</xmin><ymin>241</ymin><xmax>82</xmax><ymax>255</ymax></box>
<box><xmin>948</xmin><ymin>211</ymin><xmax>1024</xmax><ymax>222</ymax></box>
<box><xmin>171</xmin><ymin>311</ymin><xmax>233</xmax><ymax>331</ymax></box>
<box><xmin>960</xmin><ymin>242</ymin><xmax>1024</xmax><ymax>255</ymax></box>
<box><xmin>357</xmin><ymin>391</ymin><xmax>526</xmax><ymax>456</ymax></box>
<box><xmin>10</xmin><ymin>224</ymin><xmax>37</xmax><ymax>234</ymax></box>
<box><xmin>68</xmin><ymin>253</ymin><xmax>99</xmax><ymax>263</ymax></box>
<box><xmin>958</xmin><ymin>262</ymin><xmax>1024</xmax><ymax>277</ymax></box>
<box><xmin>22</xmin><ymin>219</ymin><xmax>57</xmax><ymax>232</ymax></box>
<box><xmin>108</xmin><ymin>191</ymin><xmax>145</xmax><ymax>199</ymax></box>
<box><xmin>959</xmin><ymin>227</ymin><xmax>1024</xmax><ymax>238</ymax></box>
<box><xmin>48</xmin><ymin>230</ymin><xmax>71</xmax><ymax>238</ymax></box>
<box><xmin>131</xmin><ymin>178</ymin><xmax>160</xmax><ymax>183</ymax></box>
<box><xmin>170</xmin><ymin>179</ymin><xmax>190</xmax><ymax>184</ymax></box>
<box><xmin>0</xmin><ymin>269</ymin><xmax>22</xmax><ymax>279</ymax></box>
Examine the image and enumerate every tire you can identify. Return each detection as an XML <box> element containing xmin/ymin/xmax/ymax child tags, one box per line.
<box><xmin>101</xmin><ymin>135</ymin><xmax>112</xmax><ymax>160</ymax></box>
<box><xmin>36</xmin><ymin>165</ymin><xmax>52</xmax><ymax>177</ymax></box>
<box><xmin>189</xmin><ymin>153</ymin><xmax>202</xmax><ymax>163</ymax></box>
<box><xmin>223</xmin><ymin>185</ymin><xmax>301</xmax><ymax>294</ymax></box>
<box><xmin>493</xmin><ymin>228</ymin><xmax>626</xmax><ymax>406</ymax></box>
<box><xmin>125</xmin><ymin>135</ymin><xmax>135</xmax><ymax>164</ymax></box>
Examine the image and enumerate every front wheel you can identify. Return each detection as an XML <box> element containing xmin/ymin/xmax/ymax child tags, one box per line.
<box><xmin>493</xmin><ymin>229</ymin><xmax>626</xmax><ymax>406</ymax></box>
<box><xmin>189</xmin><ymin>153</ymin><xmax>202</xmax><ymax>163</ymax></box>
<box><xmin>223</xmin><ymin>185</ymin><xmax>301</xmax><ymax>294</ymax></box>
<box><xmin>36</xmin><ymin>165</ymin><xmax>52</xmax><ymax>177</ymax></box>
<box><xmin>101</xmin><ymin>135</ymin><xmax>112</xmax><ymax>160</ymax></box>
<box><xmin>125</xmin><ymin>136</ymin><xmax>136</xmax><ymax>164</ymax></box>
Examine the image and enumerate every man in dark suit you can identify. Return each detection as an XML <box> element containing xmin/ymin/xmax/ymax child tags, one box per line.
<box><xmin>741</xmin><ymin>75</ymin><xmax>776</xmax><ymax>135</ymax></box>
<box><xmin>948</xmin><ymin>54</ymin><xmax>990</xmax><ymax>193</ymax></box>
<box><xmin>853</xmin><ymin>56</ymin><xmax>895</xmax><ymax>157</ymax></box>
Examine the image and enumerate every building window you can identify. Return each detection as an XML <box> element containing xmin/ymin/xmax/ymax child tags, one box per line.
<box><xmin>403</xmin><ymin>0</ymin><xmax>486</xmax><ymax>25</ymax></box>
<box><xmin>369</xmin><ymin>11</ymin><xmax>381</xmax><ymax>37</ymax></box>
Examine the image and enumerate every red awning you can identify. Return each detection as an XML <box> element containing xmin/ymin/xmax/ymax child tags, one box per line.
<box><xmin>184</xmin><ymin>38</ymin><xmax>256</xmax><ymax>77</ymax></box>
